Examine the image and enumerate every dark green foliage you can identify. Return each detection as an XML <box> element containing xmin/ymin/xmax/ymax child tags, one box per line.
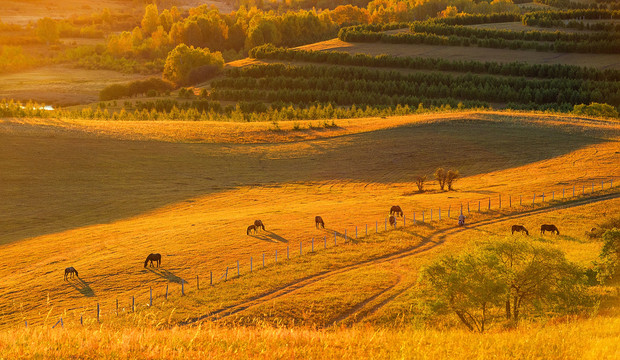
<box><xmin>99</xmin><ymin>78</ymin><xmax>175</xmax><ymax>101</ymax></box>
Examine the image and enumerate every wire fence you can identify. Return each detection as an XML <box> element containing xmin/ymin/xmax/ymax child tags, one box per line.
<box><xmin>22</xmin><ymin>177</ymin><xmax>618</xmax><ymax>328</ymax></box>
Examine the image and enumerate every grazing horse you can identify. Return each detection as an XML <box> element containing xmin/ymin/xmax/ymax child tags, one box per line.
<box><xmin>389</xmin><ymin>215</ymin><xmax>396</xmax><ymax>228</ymax></box>
<box><xmin>315</xmin><ymin>216</ymin><xmax>325</xmax><ymax>229</ymax></box>
<box><xmin>390</xmin><ymin>205</ymin><xmax>403</xmax><ymax>217</ymax></box>
<box><xmin>540</xmin><ymin>224</ymin><xmax>559</xmax><ymax>235</ymax></box>
<box><xmin>254</xmin><ymin>220</ymin><xmax>265</xmax><ymax>231</ymax></box>
<box><xmin>64</xmin><ymin>267</ymin><xmax>78</xmax><ymax>280</ymax></box>
<box><xmin>144</xmin><ymin>253</ymin><xmax>162</xmax><ymax>268</ymax></box>
<box><xmin>247</xmin><ymin>224</ymin><xmax>257</xmax><ymax>235</ymax></box>
<box><xmin>511</xmin><ymin>225</ymin><xmax>529</xmax><ymax>235</ymax></box>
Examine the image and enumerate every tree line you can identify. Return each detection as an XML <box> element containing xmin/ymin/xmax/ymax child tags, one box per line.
<box><xmin>338</xmin><ymin>23</ymin><xmax>620</xmax><ymax>54</ymax></box>
<box><xmin>249</xmin><ymin>44</ymin><xmax>620</xmax><ymax>82</ymax></box>
<box><xmin>214</xmin><ymin>64</ymin><xmax>620</xmax><ymax>107</ymax></box>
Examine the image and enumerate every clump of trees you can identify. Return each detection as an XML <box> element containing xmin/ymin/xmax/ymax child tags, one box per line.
<box><xmin>422</xmin><ymin>239</ymin><xmax>593</xmax><ymax>332</ymax></box>
<box><xmin>595</xmin><ymin>229</ymin><xmax>620</xmax><ymax>284</ymax></box>
<box><xmin>99</xmin><ymin>77</ymin><xmax>175</xmax><ymax>101</ymax></box>
<box><xmin>162</xmin><ymin>44</ymin><xmax>224</xmax><ymax>86</ymax></box>
<box><xmin>415</xmin><ymin>175</ymin><xmax>427</xmax><ymax>192</ymax></box>
<box><xmin>573</xmin><ymin>103</ymin><xmax>619</xmax><ymax>118</ymax></box>
<box><xmin>434</xmin><ymin>168</ymin><xmax>460</xmax><ymax>191</ymax></box>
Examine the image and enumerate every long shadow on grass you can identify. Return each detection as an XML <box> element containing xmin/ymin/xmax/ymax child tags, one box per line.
<box><xmin>1</xmin><ymin>118</ymin><xmax>609</xmax><ymax>245</ymax></box>
<box><xmin>67</xmin><ymin>277</ymin><xmax>95</xmax><ymax>297</ymax></box>
<box><xmin>147</xmin><ymin>268</ymin><xmax>185</xmax><ymax>284</ymax></box>
<box><xmin>249</xmin><ymin>231</ymin><xmax>289</xmax><ymax>243</ymax></box>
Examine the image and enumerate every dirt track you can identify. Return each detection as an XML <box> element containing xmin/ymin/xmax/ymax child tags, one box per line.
<box><xmin>183</xmin><ymin>191</ymin><xmax>620</xmax><ymax>327</ymax></box>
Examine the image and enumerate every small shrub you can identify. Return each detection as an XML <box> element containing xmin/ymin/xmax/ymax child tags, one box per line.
<box><xmin>415</xmin><ymin>175</ymin><xmax>427</xmax><ymax>192</ymax></box>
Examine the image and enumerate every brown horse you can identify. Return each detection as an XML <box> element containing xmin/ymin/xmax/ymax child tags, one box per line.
<box><xmin>254</xmin><ymin>220</ymin><xmax>265</xmax><ymax>231</ymax></box>
<box><xmin>540</xmin><ymin>224</ymin><xmax>559</xmax><ymax>235</ymax></box>
<box><xmin>389</xmin><ymin>215</ymin><xmax>396</xmax><ymax>228</ymax></box>
<box><xmin>144</xmin><ymin>253</ymin><xmax>161</xmax><ymax>268</ymax></box>
<box><xmin>390</xmin><ymin>205</ymin><xmax>403</xmax><ymax>217</ymax></box>
<box><xmin>64</xmin><ymin>267</ymin><xmax>78</xmax><ymax>280</ymax></box>
<box><xmin>315</xmin><ymin>216</ymin><xmax>325</xmax><ymax>229</ymax></box>
<box><xmin>511</xmin><ymin>225</ymin><xmax>529</xmax><ymax>235</ymax></box>
<box><xmin>247</xmin><ymin>225</ymin><xmax>257</xmax><ymax>235</ymax></box>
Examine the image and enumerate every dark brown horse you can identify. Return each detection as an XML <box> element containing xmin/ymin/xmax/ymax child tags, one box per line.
<box><xmin>64</xmin><ymin>267</ymin><xmax>78</xmax><ymax>280</ymax></box>
<box><xmin>390</xmin><ymin>205</ymin><xmax>403</xmax><ymax>217</ymax></box>
<box><xmin>315</xmin><ymin>216</ymin><xmax>325</xmax><ymax>229</ymax></box>
<box><xmin>247</xmin><ymin>224</ymin><xmax>257</xmax><ymax>235</ymax></box>
<box><xmin>144</xmin><ymin>253</ymin><xmax>161</xmax><ymax>268</ymax></box>
<box><xmin>389</xmin><ymin>215</ymin><xmax>396</xmax><ymax>228</ymax></box>
<box><xmin>511</xmin><ymin>225</ymin><xmax>529</xmax><ymax>235</ymax></box>
<box><xmin>254</xmin><ymin>220</ymin><xmax>265</xmax><ymax>231</ymax></box>
<box><xmin>540</xmin><ymin>224</ymin><xmax>559</xmax><ymax>235</ymax></box>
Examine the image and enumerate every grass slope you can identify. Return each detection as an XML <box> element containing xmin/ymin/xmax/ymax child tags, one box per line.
<box><xmin>0</xmin><ymin>111</ymin><xmax>618</xmax><ymax>329</ymax></box>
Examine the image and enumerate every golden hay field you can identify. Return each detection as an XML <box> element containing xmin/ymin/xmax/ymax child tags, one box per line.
<box><xmin>296</xmin><ymin>39</ymin><xmax>620</xmax><ymax>70</ymax></box>
<box><xmin>0</xmin><ymin>111</ymin><xmax>619</xmax><ymax>332</ymax></box>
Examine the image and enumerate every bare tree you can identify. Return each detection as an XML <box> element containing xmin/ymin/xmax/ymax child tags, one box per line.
<box><xmin>434</xmin><ymin>168</ymin><xmax>447</xmax><ymax>191</ymax></box>
<box><xmin>447</xmin><ymin>170</ymin><xmax>460</xmax><ymax>191</ymax></box>
<box><xmin>415</xmin><ymin>175</ymin><xmax>427</xmax><ymax>192</ymax></box>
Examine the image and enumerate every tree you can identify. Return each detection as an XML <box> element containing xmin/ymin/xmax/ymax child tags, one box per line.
<box><xmin>35</xmin><ymin>17</ymin><xmax>59</xmax><ymax>45</ymax></box>
<box><xmin>422</xmin><ymin>239</ymin><xmax>592</xmax><ymax>331</ymax></box>
<box><xmin>434</xmin><ymin>168</ymin><xmax>447</xmax><ymax>191</ymax></box>
<box><xmin>163</xmin><ymin>44</ymin><xmax>224</xmax><ymax>86</ymax></box>
<box><xmin>446</xmin><ymin>170</ymin><xmax>460</xmax><ymax>190</ymax></box>
<box><xmin>596</xmin><ymin>229</ymin><xmax>620</xmax><ymax>284</ymax></box>
<box><xmin>141</xmin><ymin>4</ymin><xmax>160</xmax><ymax>35</ymax></box>
<box><xmin>415</xmin><ymin>175</ymin><xmax>427</xmax><ymax>192</ymax></box>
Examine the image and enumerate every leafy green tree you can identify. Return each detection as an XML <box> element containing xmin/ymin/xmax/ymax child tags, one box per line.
<box><xmin>596</xmin><ymin>229</ymin><xmax>620</xmax><ymax>284</ymax></box>
<box><xmin>422</xmin><ymin>239</ymin><xmax>592</xmax><ymax>332</ymax></box>
<box><xmin>35</xmin><ymin>17</ymin><xmax>59</xmax><ymax>45</ymax></box>
<box><xmin>163</xmin><ymin>44</ymin><xmax>224</xmax><ymax>85</ymax></box>
<box><xmin>141</xmin><ymin>4</ymin><xmax>160</xmax><ymax>35</ymax></box>
<box><xmin>434</xmin><ymin>168</ymin><xmax>447</xmax><ymax>191</ymax></box>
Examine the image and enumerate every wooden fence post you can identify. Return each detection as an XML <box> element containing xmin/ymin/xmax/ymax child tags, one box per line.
<box><xmin>478</xmin><ymin>201</ymin><xmax>480</xmax><ymax>212</ymax></box>
<box><xmin>375</xmin><ymin>221</ymin><xmax>378</xmax><ymax>233</ymax></box>
<box><xmin>97</xmin><ymin>303</ymin><xmax>100</xmax><ymax>322</ymax></box>
<box><xmin>488</xmin><ymin>198</ymin><xmax>491</xmax><ymax>210</ymax></box>
<box><xmin>592</xmin><ymin>182</ymin><xmax>594</xmax><ymax>193</ymax></box>
<box><xmin>582</xmin><ymin>184</ymin><xmax>585</xmax><ymax>195</ymax></box>
<box><xmin>225</xmin><ymin>267</ymin><xmax>228</xmax><ymax>281</ymax></box>
<box><xmin>467</xmin><ymin>202</ymin><xmax>470</xmax><ymax>214</ymax></box>
<box><xmin>182</xmin><ymin>281</ymin><xmax>185</xmax><ymax>296</ymax></box>
<box><xmin>263</xmin><ymin>253</ymin><xmax>265</xmax><ymax>268</ymax></box>
<box><xmin>573</xmin><ymin>185</ymin><xmax>575</xmax><ymax>197</ymax></box>
<box><xmin>300</xmin><ymin>241</ymin><xmax>303</xmax><ymax>256</ymax></box>
<box><xmin>533</xmin><ymin>194</ymin><xmax>536</xmax><ymax>205</ymax></box>
<box><xmin>355</xmin><ymin>226</ymin><xmax>358</xmax><ymax>238</ymax></box>
<box><xmin>447</xmin><ymin>206</ymin><xmax>450</xmax><ymax>219</ymax></box>
<box><xmin>552</xmin><ymin>191</ymin><xmax>554</xmax><ymax>201</ymax></box>
<box><xmin>438</xmin><ymin>208</ymin><xmax>441</xmax><ymax>221</ymax></box>
<box><xmin>422</xmin><ymin>211</ymin><xmax>425</xmax><ymax>222</ymax></box>
<box><xmin>80</xmin><ymin>316</ymin><xmax>82</xmax><ymax>325</ymax></box>
<box><xmin>520</xmin><ymin>195</ymin><xmax>522</xmax><ymax>206</ymax></box>
<box><xmin>602</xmin><ymin>180</ymin><xmax>604</xmax><ymax>190</ymax></box>
<box><xmin>542</xmin><ymin>192</ymin><xmax>545</xmax><ymax>202</ymax></box>
<box><xmin>562</xmin><ymin>188</ymin><xmax>564</xmax><ymax>199</ymax></box>
<box><xmin>385</xmin><ymin>218</ymin><xmax>387</xmax><ymax>230</ymax></box>
<box><xmin>311</xmin><ymin>238</ymin><xmax>314</xmax><ymax>252</ymax></box>
<box><xmin>275</xmin><ymin>250</ymin><xmax>278</xmax><ymax>263</ymax></box>
<box><xmin>250</xmin><ymin>258</ymin><xmax>253</xmax><ymax>272</ymax></box>
<box><xmin>324</xmin><ymin>236</ymin><xmax>327</xmax><ymax>249</ymax></box>
<box><xmin>287</xmin><ymin>246</ymin><xmax>290</xmax><ymax>259</ymax></box>
<box><xmin>509</xmin><ymin>195</ymin><xmax>511</xmax><ymax>208</ymax></box>
<box><xmin>431</xmin><ymin>209</ymin><xmax>433</xmax><ymax>221</ymax></box>
<box><xmin>116</xmin><ymin>299</ymin><xmax>119</xmax><ymax>315</ymax></box>
<box><xmin>345</xmin><ymin>229</ymin><xmax>347</xmax><ymax>241</ymax></box>
<box><xmin>132</xmin><ymin>297</ymin><xmax>135</xmax><ymax>313</ymax></box>
<box><xmin>197</xmin><ymin>275</ymin><xmax>200</xmax><ymax>290</ymax></box>
<box><xmin>166</xmin><ymin>283</ymin><xmax>169</xmax><ymax>299</ymax></box>
<box><xmin>335</xmin><ymin>231</ymin><xmax>338</xmax><ymax>245</ymax></box>
<box><xmin>499</xmin><ymin>194</ymin><xmax>501</xmax><ymax>209</ymax></box>
<box><xmin>413</xmin><ymin>212</ymin><xmax>416</xmax><ymax>223</ymax></box>
<box><xmin>150</xmin><ymin>287</ymin><xmax>153</xmax><ymax>306</ymax></box>
<box><xmin>210</xmin><ymin>271</ymin><xmax>213</xmax><ymax>285</ymax></box>
<box><xmin>366</xmin><ymin>224</ymin><xmax>368</xmax><ymax>236</ymax></box>
<box><xmin>404</xmin><ymin>214</ymin><xmax>406</xmax><ymax>226</ymax></box>
<box><xmin>237</xmin><ymin>260</ymin><xmax>240</xmax><ymax>276</ymax></box>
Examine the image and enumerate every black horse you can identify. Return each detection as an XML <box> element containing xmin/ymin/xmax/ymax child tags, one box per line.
<box><xmin>511</xmin><ymin>225</ymin><xmax>529</xmax><ymax>235</ymax></box>
<box><xmin>390</xmin><ymin>205</ymin><xmax>403</xmax><ymax>217</ymax></box>
<box><xmin>64</xmin><ymin>267</ymin><xmax>78</xmax><ymax>280</ymax></box>
<box><xmin>144</xmin><ymin>253</ymin><xmax>162</xmax><ymax>268</ymax></box>
<box><xmin>540</xmin><ymin>224</ymin><xmax>559</xmax><ymax>235</ymax></box>
<box><xmin>247</xmin><ymin>224</ymin><xmax>257</xmax><ymax>235</ymax></box>
<box><xmin>254</xmin><ymin>220</ymin><xmax>266</xmax><ymax>231</ymax></box>
<box><xmin>315</xmin><ymin>216</ymin><xmax>325</xmax><ymax>229</ymax></box>
<box><xmin>389</xmin><ymin>215</ymin><xmax>396</xmax><ymax>228</ymax></box>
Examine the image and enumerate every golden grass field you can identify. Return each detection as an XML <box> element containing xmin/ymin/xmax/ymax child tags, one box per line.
<box><xmin>0</xmin><ymin>111</ymin><xmax>619</xmax><ymax>340</ymax></box>
<box><xmin>296</xmin><ymin>39</ymin><xmax>620</xmax><ymax>70</ymax></box>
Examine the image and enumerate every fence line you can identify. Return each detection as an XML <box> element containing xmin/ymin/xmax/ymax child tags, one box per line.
<box><xmin>27</xmin><ymin>177</ymin><xmax>617</xmax><ymax>327</ymax></box>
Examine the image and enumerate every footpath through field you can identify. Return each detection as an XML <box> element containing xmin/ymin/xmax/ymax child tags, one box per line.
<box><xmin>183</xmin><ymin>191</ymin><xmax>620</xmax><ymax>327</ymax></box>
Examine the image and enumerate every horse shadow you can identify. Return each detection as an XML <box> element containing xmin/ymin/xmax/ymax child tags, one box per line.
<box><xmin>67</xmin><ymin>277</ymin><xmax>95</xmax><ymax>297</ymax></box>
<box><xmin>249</xmin><ymin>231</ymin><xmax>289</xmax><ymax>243</ymax></box>
<box><xmin>147</xmin><ymin>267</ymin><xmax>185</xmax><ymax>284</ymax></box>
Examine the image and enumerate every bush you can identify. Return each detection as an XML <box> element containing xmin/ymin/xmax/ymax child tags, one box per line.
<box><xmin>163</xmin><ymin>44</ymin><xmax>224</xmax><ymax>86</ymax></box>
<box><xmin>573</xmin><ymin>103</ymin><xmax>619</xmax><ymax>118</ymax></box>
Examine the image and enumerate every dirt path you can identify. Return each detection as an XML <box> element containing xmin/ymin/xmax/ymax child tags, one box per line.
<box><xmin>182</xmin><ymin>191</ymin><xmax>619</xmax><ymax>326</ymax></box>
